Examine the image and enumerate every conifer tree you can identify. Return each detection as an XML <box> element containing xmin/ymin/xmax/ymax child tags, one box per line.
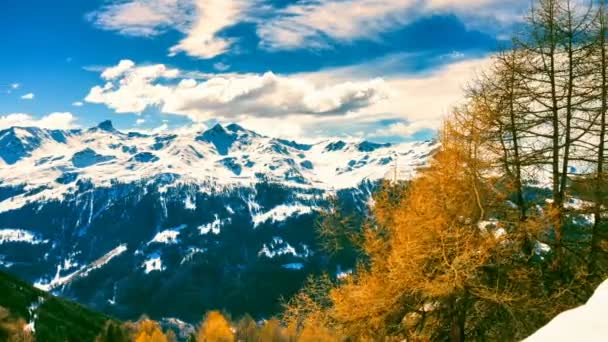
<box><xmin>235</xmin><ymin>314</ymin><xmax>258</xmax><ymax>342</ymax></box>
<box><xmin>196</xmin><ymin>311</ymin><xmax>234</xmax><ymax>342</ymax></box>
<box><xmin>134</xmin><ymin>319</ymin><xmax>169</xmax><ymax>342</ymax></box>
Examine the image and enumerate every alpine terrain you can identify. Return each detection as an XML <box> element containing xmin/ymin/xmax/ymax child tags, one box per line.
<box><xmin>0</xmin><ymin>120</ymin><xmax>436</xmax><ymax>324</ymax></box>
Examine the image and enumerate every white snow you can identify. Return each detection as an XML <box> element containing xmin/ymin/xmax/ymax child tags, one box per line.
<box><xmin>35</xmin><ymin>244</ymin><xmax>127</xmax><ymax>291</ymax></box>
<box><xmin>258</xmin><ymin>237</ymin><xmax>311</xmax><ymax>258</ymax></box>
<box><xmin>184</xmin><ymin>195</ymin><xmax>196</xmax><ymax>210</ymax></box>
<box><xmin>524</xmin><ymin>278</ymin><xmax>608</xmax><ymax>341</ymax></box>
<box><xmin>23</xmin><ymin>296</ymin><xmax>44</xmax><ymax>334</ymax></box>
<box><xmin>0</xmin><ymin>229</ymin><xmax>47</xmax><ymax>244</ymax></box>
<box><xmin>336</xmin><ymin>265</ymin><xmax>353</xmax><ymax>280</ymax></box>
<box><xmin>198</xmin><ymin>216</ymin><xmax>225</xmax><ymax>235</ymax></box>
<box><xmin>149</xmin><ymin>225</ymin><xmax>186</xmax><ymax>244</ymax></box>
<box><xmin>252</xmin><ymin>204</ymin><xmax>313</xmax><ymax>227</ymax></box>
<box><xmin>81</xmin><ymin>244</ymin><xmax>128</xmax><ymax>277</ymax></box>
<box><xmin>0</xmin><ymin>123</ymin><xmax>437</xmax><ymax>214</ymax></box>
<box><xmin>534</xmin><ymin>241</ymin><xmax>551</xmax><ymax>257</ymax></box>
<box><xmin>180</xmin><ymin>247</ymin><xmax>206</xmax><ymax>265</ymax></box>
<box><xmin>142</xmin><ymin>252</ymin><xmax>165</xmax><ymax>273</ymax></box>
<box><xmin>150</xmin><ymin>230</ymin><xmax>180</xmax><ymax>244</ymax></box>
<box><xmin>0</xmin><ymin>257</ymin><xmax>14</xmax><ymax>268</ymax></box>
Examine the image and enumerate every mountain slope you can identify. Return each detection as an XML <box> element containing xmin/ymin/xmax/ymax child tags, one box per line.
<box><xmin>0</xmin><ymin>121</ymin><xmax>436</xmax><ymax>323</ymax></box>
<box><xmin>0</xmin><ymin>270</ymin><xmax>111</xmax><ymax>341</ymax></box>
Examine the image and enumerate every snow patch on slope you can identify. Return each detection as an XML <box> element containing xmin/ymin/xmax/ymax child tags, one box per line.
<box><xmin>0</xmin><ymin>229</ymin><xmax>47</xmax><ymax>244</ymax></box>
<box><xmin>142</xmin><ymin>252</ymin><xmax>165</xmax><ymax>273</ymax></box>
<box><xmin>524</xmin><ymin>279</ymin><xmax>608</xmax><ymax>341</ymax></box>
<box><xmin>24</xmin><ymin>296</ymin><xmax>44</xmax><ymax>333</ymax></box>
<box><xmin>34</xmin><ymin>244</ymin><xmax>127</xmax><ymax>291</ymax></box>
<box><xmin>149</xmin><ymin>224</ymin><xmax>186</xmax><ymax>244</ymax></box>
<box><xmin>198</xmin><ymin>216</ymin><xmax>228</xmax><ymax>235</ymax></box>
<box><xmin>252</xmin><ymin>204</ymin><xmax>313</xmax><ymax>227</ymax></box>
<box><xmin>258</xmin><ymin>237</ymin><xmax>312</xmax><ymax>258</ymax></box>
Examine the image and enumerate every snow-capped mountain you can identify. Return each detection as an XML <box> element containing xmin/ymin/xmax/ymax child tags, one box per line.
<box><xmin>0</xmin><ymin>121</ymin><xmax>436</xmax><ymax>323</ymax></box>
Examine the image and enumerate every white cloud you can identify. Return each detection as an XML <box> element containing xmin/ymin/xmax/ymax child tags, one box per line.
<box><xmin>87</xmin><ymin>0</ymin><xmax>194</xmax><ymax>36</ymax></box>
<box><xmin>89</xmin><ymin>0</ymin><xmax>247</xmax><ymax>59</ymax></box>
<box><xmin>370</xmin><ymin>121</ymin><xmax>438</xmax><ymax>139</ymax></box>
<box><xmin>162</xmin><ymin>73</ymin><xmax>388</xmax><ymax>119</ymax></box>
<box><xmin>89</xmin><ymin>0</ymin><xmax>525</xmax><ymax>57</ymax></box>
<box><xmin>298</xmin><ymin>53</ymin><xmax>492</xmax><ymax>127</ymax></box>
<box><xmin>0</xmin><ymin>112</ymin><xmax>79</xmax><ymax>130</ymax></box>
<box><xmin>168</xmin><ymin>0</ymin><xmax>248</xmax><ymax>59</ymax></box>
<box><xmin>130</xmin><ymin>122</ymin><xmax>171</xmax><ymax>135</ymax></box>
<box><xmin>85</xmin><ymin>60</ymin><xmax>179</xmax><ymax>113</ymax></box>
<box><xmin>135</xmin><ymin>118</ymin><xmax>146</xmax><ymax>125</ymax></box>
<box><xmin>101</xmin><ymin>59</ymin><xmax>136</xmax><ymax>80</ymax></box>
<box><xmin>21</xmin><ymin>93</ymin><xmax>34</xmax><ymax>100</ymax></box>
<box><xmin>85</xmin><ymin>60</ymin><xmax>388</xmax><ymax>120</ymax></box>
<box><xmin>85</xmin><ymin>55</ymin><xmax>491</xmax><ymax>140</ymax></box>
<box><xmin>240</xmin><ymin>55</ymin><xmax>492</xmax><ymax>139</ymax></box>
<box><xmin>72</xmin><ymin>101</ymin><xmax>84</xmax><ymax>107</ymax></box>
<box><xmin>257</xmin><ymin>0</ymin><xmax>527</xmax><ymax>50</ymax></box>
<box><xmin>11</xmin><ymin>83</ymin><xmax>20</xmax><ymax>90</ymax></box>
<box><xmin>150</xmin><ymin>123</ymin><xmax>169</xmax><ymax>134</ymax></box>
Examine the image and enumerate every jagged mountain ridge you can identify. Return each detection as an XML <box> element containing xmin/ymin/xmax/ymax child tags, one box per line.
<box><xmin>0</xmin><ymin>121</ymin><xmax>436</xmax><ymax>323</ymax></box>
<box><xmin>0</xmin><ymin>120</ymin><xmax>433</xmax><ymax>208</ymax></box>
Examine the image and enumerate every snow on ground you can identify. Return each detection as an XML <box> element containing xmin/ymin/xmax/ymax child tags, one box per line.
<box><xmin>0</xmin><ymin>256</ymin><xmax>14</xmax><ymax>268</ymax></box>
<box><xmin>184</xmin><ymin>195</ymin><xmax>196</xmax><ymax>210</ymax></box>
<box><xmin>258</xmin><ymin>237</ymin><xmax>311</xmax><ymax>258</ymax></box>
<box><xmin>252</xmin><ymin>204</ymin><xmax>313</xmax><ymax>227</ymax></box>
<box><xmin>0</xmin><ymin>123</ymin><xmax>437</xmax><ymax>214</ymax></box>
<box><xmin>35</xmin><ymin>244</ymin><xmax>127</xmax><ymax>291</ymax></box>
<box><xmin>142</xmin><ymin>252</ymin><xmax>165</xmax><ymax>273</ymax></box>
<box><xmin>534</xmin><ymin>241</ymin><xmax>551</xmax><ymax>259</ymax></box>
<box><xmin>81</xmin><ymin>244</ymin><xmax>127</xmax><ymax>277</ymax></box>
<box><xmin>336</xmin><ymin>265</ymin><xmax>353</xmax><ymax>280</ymax></box>
<box><xmin>180</xmin><ymin>247</ymin><xmax>206</xmax><ymax>265</ymax></box>
<box><xmin>23</xmin><ymin>296</ymin><xmax>44</xmax><ymax>334</ymax></box>
<box><xmin>160</xmin><ymin>318</ymin><xmax>196</xmax><ymax>339</ymax></box>
<box><xmin>198</xmin><ymin>216</ymin><xmax>225</xmax><ymax>235</ymax></box>
<box><xmin>149</xmin><ymin>224</ymin><xmax>186</xmax><ymax>244</ymax></box>
<box><xmin>0</xmin><ymin>229</ymin><xmax>47</xmax><ymax>244</ymax></box>
<box><xmin>524</xmin><ymin>279</ymin><xmax>608</xmax><ymax>341</ymax></box>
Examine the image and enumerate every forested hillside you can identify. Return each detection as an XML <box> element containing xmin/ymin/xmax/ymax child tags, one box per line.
<box><xmin>0</xmin><ymin>271</ymin><xmax>111</xmax><ymax>342</ymax></box>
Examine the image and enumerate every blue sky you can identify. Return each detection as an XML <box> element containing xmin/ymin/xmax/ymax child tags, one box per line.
<box><xmin>0</xmin><ymin>0</ymin><xmax>528</xmax><ymax>142</ymax></box>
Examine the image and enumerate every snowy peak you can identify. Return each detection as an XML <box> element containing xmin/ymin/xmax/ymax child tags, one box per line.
<box><xmin>325</xmin><ymin>140</ymin><xmax>347</xmax><ymax>152</ymax></box>
<box><xmin>195</xmin><ymin>123</ymin><xmax>261</xmax><ymax>155</ymax></box>
<box><xmin>0</xmin><ymin>121</ymin><xmax>438</xmax><ymax>210</ymax></box>
<box><xmin>196</xmin><ymin>124</ymin><xmax>238</xmax><ymax>155</ymax></box>
<box><xmin>0</xmin><ymin>126</ymin><xmax>70</xmax><ymax>165</ymax></box>
<box><xmin>87</xmin><ymin>120</ymin><xmax>123</xmax><ymax>136</ymax></box>
<box><xmin>96</xmin><ymin>120</ymin><xmax>115</xmax><ymax>132</ymax></box>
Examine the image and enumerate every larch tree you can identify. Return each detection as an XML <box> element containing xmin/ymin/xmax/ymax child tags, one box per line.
<box><xmin>196</xmin><ymin>311</ymin><xmax>234</xmax><ymax>342</ymax></box>
<box><xmin>134</xmin><ymin>319</ymin><xmax>169</xmax><ymax>342</ymax></box>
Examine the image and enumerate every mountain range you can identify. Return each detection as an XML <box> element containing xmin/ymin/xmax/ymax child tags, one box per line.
<box><xmin>0</xmin><ymin>120</ymin><xmax>436</xmax><ymax>324</ymax></box>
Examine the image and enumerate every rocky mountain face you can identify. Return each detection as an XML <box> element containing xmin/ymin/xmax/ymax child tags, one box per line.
<box><xmin>0</xmin><ymin>121</ymin><xmax>436</xmax><ymax>324</ymax></box>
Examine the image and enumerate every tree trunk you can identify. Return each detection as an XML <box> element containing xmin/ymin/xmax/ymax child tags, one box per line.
<box><xmin>590</xmin><ymin>0</ymin><xmax>608</xmax><ymax>278</ymax></box>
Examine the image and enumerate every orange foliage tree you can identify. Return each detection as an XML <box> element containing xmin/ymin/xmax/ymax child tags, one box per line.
<box><xmin>196</xmin><ymin>311</ymin><xmax>234</xmax><ymax>342</ymax></box>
